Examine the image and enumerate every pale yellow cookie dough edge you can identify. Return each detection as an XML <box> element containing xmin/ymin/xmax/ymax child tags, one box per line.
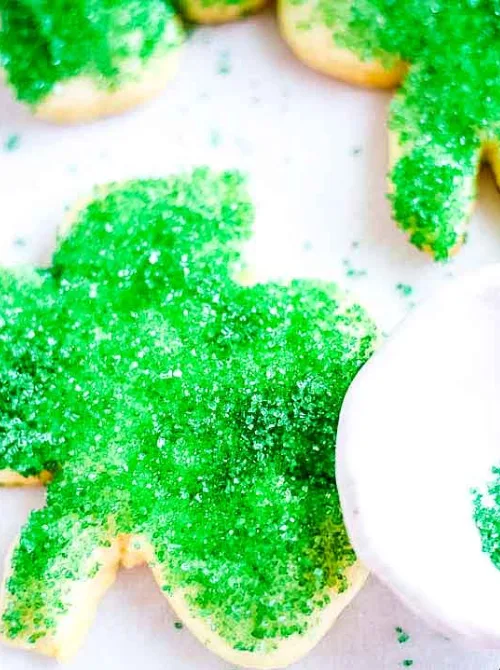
<box><xmin>0</xmin><ymin>188</ymin><xmax>368</xmax><ymax>667</ymax></box>
<box><xmin>0</xmin><ymin>476</ymin><xmax>367</xmax><ymax>667</ymax></box>
<box><xmin>278</xmin><ymin>0</ymin><xmax>405</xmax><ymax>88</ymax></box>
<box><xmin>182</xmin><ymin>0</ymin><xmax>269</xmax><ymax>24</ymax></box>
<box><xmin>0</xmin><ymin>39</ymin><xmax>182</xmax><ymax>124</ymax></box>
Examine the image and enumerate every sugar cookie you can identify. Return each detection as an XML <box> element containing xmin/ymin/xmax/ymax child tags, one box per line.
<box><xmin>0</xmin><ymin>0</ymin><xmax>266</xmax><ymax>123</ymax></box>
<box><xmin>0</xmin><ymin>169</ymin><xmax>377</xmax><ymax>666</ymax></box>
<box><xmin>279</xmin><ymin>0</ymin><xmax>500</xmax><ymax>260</ymax></box>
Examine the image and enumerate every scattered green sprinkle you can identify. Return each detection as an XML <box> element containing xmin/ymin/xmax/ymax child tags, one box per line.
<box><xmin>350</xmin><ymin>146</ymin><xmax>362</xmax><ymax>156</ymax></box>
<box><xmin>209</xmin><ymin>129</ymin><xmax>222</xmax><ymax>148</ymax></box>
<box><xmin>395</xmin><ymin>626</ymin><xmax>410</xmax><ymax>644</ymax></box>
<box><xmin>343</xmin><ymin>259</ymin><xmax>367</xmax><ymax>279</ymax></box>
<box><xmin>174</xmin><ymin>621</ymin><xmax>183</xmax><ymax>630</ymax></box>
<box><xmin>0</xmin><ymin>168</ymin><xmax>378</xmax><ymax>654</ymax></box>
<box><xmin>395</xmin><ymin>283</ymin><xmax>413</xmax><ymax>298</ymax></box>
<box><xmin>402</xmin><ymin>661</ymin><xmax>414</xmax><ymax>667</ymax></box>
<box><xmin>4</xmin><ymin>134</ymin><xmax>20</xmax><ymax>152</ymax></box>
<box><xmin>217</xmin><ymin>50</ymin><xmax>232</xmax><ymax>75</ymax></box>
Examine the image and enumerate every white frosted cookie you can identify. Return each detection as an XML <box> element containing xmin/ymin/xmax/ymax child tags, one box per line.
<box><xmin>0</xmin><ymin>169</ymin><xmax>377</xmax><ymax>666</ymax></box>
<box><xmin>337</xmin><ymin>266</ymin><xmax>500</xmax><ymax>647</ymax></box>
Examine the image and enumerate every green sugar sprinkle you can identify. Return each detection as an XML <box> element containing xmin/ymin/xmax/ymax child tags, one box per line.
<box><xmin>395</xmin><ymin>626</ymin><xmax>410</xmax><ymax>644</ymax></box>
<box><xmin>174</xmin><ymin>621</ymin><xmax>183</xmax><ymax>630</ymax></box>
<box><xmin>402</xmin><ymin>661</ymin><xmax>414</xmax><ymax>668</ymax></box>
<box><xmin>289</xmin><ymin>0</ymin><xmax>500</xmax><ymax>259</ymax></box>
<box><xmin>473</xmin><ymin>466</ymin><xmax>500</xmax><ymax>570</ymax></box>
<box><xmin>0</xmin><ymin>168</ymin><xmax>378</xmax><ymax>653</ymax></box>
<box><xmin>4</xmin><ymin>134</ymin><xmax>20</xmax><ymax>152</ymax></box>
<box><xmin>0</xmin><ymin>1</ymin><xmax>184</xmax><ymax>105</ymax></box>
<box><xmin>217</xmin><ymin>50</ymin><xmax>232</xmax><ymax>75</ymax></box>
<box><xmin>395</xmin><ymin>283</ymin><xmax>413</xmax><ymax>299</ymax></box>
<box><xmin>342</xmin><ymin>259</ymin><xmax>367</xmax><ymax>279</ymax></box>
<box><xmin>209</xmin><ymin>129</ymin><xmax>222</xmax><ymax>148</ymax></box>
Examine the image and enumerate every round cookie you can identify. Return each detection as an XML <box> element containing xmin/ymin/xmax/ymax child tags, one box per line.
<box><xmin>0</xmin><ymin>0</ymin><xmax>266</xmax><ymax>123</ymax></box>
<box><xmin>279</xmin><ymin>0</ymin><xmax>500</xmax><ymax>260</ymax></box>
<box><xmin>0</xmin><ymin>169</ymin><xmax>377</xmax><ymax>666</ymax></box>
<box><xmin>337</xmin><ymin>266</ymin><xmax>500</xmax><ymax>647</ymax></box>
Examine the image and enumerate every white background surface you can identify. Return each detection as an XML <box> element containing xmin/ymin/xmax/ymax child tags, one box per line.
<box><xmin>0</xmin><ymin>12</ymin><xmax>499</xmax><ymax>670</ymax></box>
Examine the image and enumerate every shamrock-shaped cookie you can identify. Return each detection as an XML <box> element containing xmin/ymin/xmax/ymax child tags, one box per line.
<box><xmin>0</xmin><ymin>0</ymin><xmax>266</xmax><ymax>123</ymax></box>
<box><xmin>280</xmin><ymin>0</ymin><xmax>500</xmax><ymax>260</ymax></box>
<box><xmin>0</xmin><ymin>168</ymin><xmax>377</xmax><ymax>666</ymax></box>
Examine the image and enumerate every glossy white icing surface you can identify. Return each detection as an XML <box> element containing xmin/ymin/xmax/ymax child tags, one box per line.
<box><xmin>338</xmin><ymin>266</ymin><xmax>500</xmax><ymax>647</ymax></box>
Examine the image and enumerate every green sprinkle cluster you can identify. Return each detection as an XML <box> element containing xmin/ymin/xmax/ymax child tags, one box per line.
<box><xmin>474</xmin><ymin>467</ymin><xmax>500</xmax><ymax>570</ymax></box>
<box><xmin>289</xmin><ymin>0</ymin><xmax>500</xmax><ymax>259</ymax></box>
<box><xmin>0</xmin><ymin>169</ymin><xmax>377</xmax><ymax>652</ymax></box>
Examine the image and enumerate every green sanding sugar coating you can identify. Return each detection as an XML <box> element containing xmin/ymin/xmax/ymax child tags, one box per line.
<box><xmin>474</xmin><ymin>467</ymin><xmax>500</xmax><ymax>571</ymax></box>
<box><xmin>290</xmin><ymin>0</ymin><xmax>500</xmax><ymax>260</ymax></box>
<box><xmin>0</xmin><ymin>0</ymin><xmax>184</xmax><ymax>105</ymax></box>
<box><xmin>0</xmin><ymin>168</ymin><xmax>377</xmax><ymax>652</ymax></box>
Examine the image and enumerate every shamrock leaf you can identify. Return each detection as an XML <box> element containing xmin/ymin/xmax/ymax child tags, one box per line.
<box><xmin>280</xmin><ymin>0</ymin><xmax>500</xmax><ymax>260</ymax></box>
<box><xmin>0</xmin><ymin>168</ymin><xmax>377</xmax><ymax>665</ymax></box>
<box><xmin>0</xmin><ymin>0</ymin><xmax>266</xmax><ymax>122</ymax></box>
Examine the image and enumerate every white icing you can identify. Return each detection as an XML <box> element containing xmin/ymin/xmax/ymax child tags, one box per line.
<box><xmin>337</xmin><ymin>265</ymin><xmax>500</xmax><ymax>647</ymax></box>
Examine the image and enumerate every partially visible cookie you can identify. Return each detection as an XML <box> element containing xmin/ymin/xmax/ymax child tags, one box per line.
<box><xmin>0</xmin><ymin>169</ymin><xmax>377</xmax><ymax>666</ymax></box>
<box><xmin>279</xmin><ymin>0</ymin><xmax>500</xmax><ymax>260</ymax></box>
<box><xmin>279</xmin><ymin>0</ymin><xmax>404</xmax><ymax>88</ymax></box>
<box><xmin>0</xmin><ymin>0</ymin><xmax>266</xmax><ymax>123</ymax></box>
<box><xmin>179</xmin><ymin>0</ymin><xmax>268</xmax><ymax>24</ymax></box>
